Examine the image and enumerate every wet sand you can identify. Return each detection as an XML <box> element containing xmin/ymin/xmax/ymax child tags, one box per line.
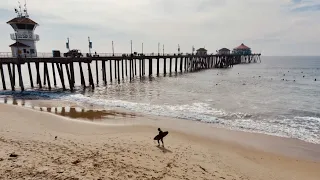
<box><xmin>0</xmin><ymin>102</ymin><xmax>320</xmax><ymax>179</ymax></box>
<box><xmin>0</xmin><ymin>98</ymin><xmax>139</xmax><ymax>125</ymax></box>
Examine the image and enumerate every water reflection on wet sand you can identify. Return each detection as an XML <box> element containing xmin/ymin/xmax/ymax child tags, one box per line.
<box><xmin>0</xmin><ymin>98</ymin><xmax>138</xmax><ymax>125</ymax></box>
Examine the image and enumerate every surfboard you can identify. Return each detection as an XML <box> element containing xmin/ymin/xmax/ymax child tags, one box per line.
<box><xmin>154</xmin><ymin>131</ymin><xmax>169</xmax><ymax>140</ymax></box>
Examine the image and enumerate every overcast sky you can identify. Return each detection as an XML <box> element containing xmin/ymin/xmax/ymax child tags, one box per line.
<box><xmin>0</xmin><ymin>0</ymin><xmax>319</xmax><ymax>55</ymax></box>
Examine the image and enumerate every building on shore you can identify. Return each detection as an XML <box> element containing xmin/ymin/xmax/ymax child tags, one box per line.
<box><xmin>196</xmin><ymin>48</ymin><xmax>207</xmax><ymax>56</ymax></box>
<box><xmin>217</xmin><ymin>48</ymin><xmax>230</xmax><ymax>55</ymax></box>
<box><xmin>7</xmin><ymin>3</ymin><xmax>39</xmax><ymax>57</ymax></box>
<box><xmin>232</xmin><ymin>43</ymin><xmax>251</xmax><ymax>55</ymax></box>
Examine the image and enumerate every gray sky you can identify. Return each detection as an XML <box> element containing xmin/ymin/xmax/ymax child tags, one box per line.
<box><xmin>0</xmin><ymin>0</ymin><xmax>319</xmax><ymax>55</ymax></box>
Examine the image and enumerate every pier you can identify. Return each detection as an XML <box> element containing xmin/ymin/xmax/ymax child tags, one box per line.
<box><xmin>0</xmin><ymin>53</ymin><xmax>261</xmax><ymax>91</ymax></box>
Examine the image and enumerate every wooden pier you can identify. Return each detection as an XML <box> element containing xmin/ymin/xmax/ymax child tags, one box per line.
<box><xmin>0</xmin><ymin>53</ymin><xmax>261</xmax><ymax>91</ymax></box>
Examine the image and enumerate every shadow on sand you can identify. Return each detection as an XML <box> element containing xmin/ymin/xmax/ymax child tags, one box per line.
<box><xmin>156</xmin><ymin>146</ymin><xmax>172</xmax><ymax>153</ymax></box>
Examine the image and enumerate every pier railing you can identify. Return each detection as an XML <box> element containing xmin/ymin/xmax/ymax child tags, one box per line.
<box><xmin>0</xmin><ymin>52</ymin><xmax>55</xmax><ymax>58</ymax></box>
<box><xmin>0</xmin><ymin>52</ymin><xmax>12</xmax><ymax>58</ymax></box>
<box><xmin>0</xmin><ymin>52</ymin><xmax>213</xmax><ymax>58</ymax></box>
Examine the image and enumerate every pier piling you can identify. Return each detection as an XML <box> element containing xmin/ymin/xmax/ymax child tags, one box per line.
<box><xmin>121</xmin><ymin>59</ymin><xmax>124</xmax><ymax>79</ymax></box>
<box><xmin>56</xmin><ymin>63</ymin><xmax>66</xmax><ymax>91</ymax></box>
<box><xmin>35</xmin><ymin>62</ymin><xmax>42</xmax><ymax>88</ymax></box>
<box><xmin>7</xmin><ymin>64</ymin><xmax>14</xmax><ymax>91</ymax></box>
<box><xmin>114</xmin><ymin>60</ymin><xmax>117</xmax><ymax>79</ymax></box>
<box><xmin>131</xmin><ymin>58</ymin><xmax>134</xmax><ymax>78</ymax></box>
<box><xmin>129</xmin><ymin>59</ymin><xmax>132</xmax><ymax>81</ymax></box>
<box><xmin>109</xmin><ymin>60</ymin><xmax>113</xmax><ymax>82</ymax></box>
<box><xmin>65</xmin><ymin>63</ymin><xmax>73</xmax><ymax>91</ymax></box>
<box><xmin>125</xmin><ymin>58</ymin><xmax>128</xmax><ymax>77</ymax></box>
<box><xmin>175</xmin><ymin>57</ymin><xmax>178</xmax><ymax>73</ymax></box>
<box><xmin>184</xmin><ymin>57</ymin><xmax>187</xmax><ymax>72</ymax></box>
<box><xmin>44</xmin><ymin>62</ymin><xmax>51</xmax><ymax>90</ymax></box>
<box><xmin>139</xmin><ymin>59</ymin><xmax>142</xmax><ymax>78</ymax></box>
<box><xmin>27</xmin><ymin>62</ymin><xmax>33</xmax><ymax>88</ymax></box>
<box><xmin>149</xmin><ymin>58</ymin><xmax>153</xmax><ymax>76</ymax></box>
<box><xmin>12</xmin><ymin>64</ymin><xmax>15</xmax><ymax>86</ymax></box>
<box><xmin>102</xmin><ymin>61</ymin><xmax>106</xmax><ymax>85</ymax></box>
<box><xmin>156</xmin><ymin>58</ymin><xmax>159</xmax><ymax>76</ymax></box>
<box><xmin>51</xmin><ymin>63</ymin><xmax>57</xmax><ymax>86</ymax></box>
<box><xmin>43</xmin><ymin>63</ymin><xmax>47</xmax><ymax>86</ymax></box>
<box><xmin>101</xmin><ymin>61</ymin><xmax>105</xmax><ymax>83</ymax></box>
<box><xmin>164</xmin><ymin>58</ymin><xmax>167</xmax><ymax>75</ymax></box>
<box><xmin>17</xmin><ymin>63</ymin><xmax>24</xmax><ymax>91</ymax></box>
<box><xmin>78</xmin><ymin>62</ymin><xmax>85</xmax><ymax>87</ymax></box>
<box><xmin>95</xmin><ymin>60</ymin><xmax>99</xmax><ymax>85</ymax></box>
<box><xmin>87</xmin><ymin>63</ymin><xmax>94</xmax><ymax>89</ymax></box>
<box><xmin>70</xmin><ymin>62</ymin><xmax>75</xmax><ymax>86</ymax></box>
<box><xmin>134</xmin><ymin>59</ymin><xmax>137</xmax><ymax>76</ymax></box>
<box><xmin>142</xmin><ymin>58</ymin><xmax>145</xmax><ymax>75</ymax></box>
<box><xmin>180</xmin><ymin>57</ymin><xmax>183</xmax><ymax>72</ymax></box>
<box><xmin>117</xmin><ymin>60</ymin><xmax>120</xmax><ymax>83</ymax></box>
<box><xmin>0</xmin><ymin>63</ymin><xmax>6</xmax><ymax>90</ymax></box>
<box><xmin>169</xmin><ymin>58</ymin><xmax>172</xmax><ymax>74</ymax></box>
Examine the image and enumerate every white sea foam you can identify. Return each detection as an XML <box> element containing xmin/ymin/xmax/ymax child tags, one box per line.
<box><xmin>61</xmin><ymin>93</ymin><xmax>320</xmax><ymax>144</ymax></box>
<box><xmin>0</xmin><ymin>90</ymin><xmax>319</xmax><ymax>144</ymax></box>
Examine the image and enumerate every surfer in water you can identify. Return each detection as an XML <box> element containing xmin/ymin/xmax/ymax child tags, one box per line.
<box><xmin>154</xmin><ymin>128</ymin><xmax>168</xmax><ymax>147</ymax></box>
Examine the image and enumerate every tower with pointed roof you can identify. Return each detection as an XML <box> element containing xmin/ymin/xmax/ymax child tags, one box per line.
<box><xmin>7</xmin><ymin>1</ymin><xmax>39</xmax><ymax>57</ymax></box>
<box><xmin>232</xmin><ymin>43</ymin><xmax>251</xmax><ymax>55</ymax></box>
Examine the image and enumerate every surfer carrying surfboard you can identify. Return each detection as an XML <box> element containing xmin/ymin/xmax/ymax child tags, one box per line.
<box><xmin>154</xmin><ymin>128</ymin><xmax>169</xmax><ymax>146</ymax></box>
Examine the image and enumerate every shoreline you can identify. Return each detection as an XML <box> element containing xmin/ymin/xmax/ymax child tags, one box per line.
<box><xmin>0</xmin><ymin>103</ymin><xmax>320</xmax><ymax>179</ymax></box>
<box><xmin>1</xmin><ymin>98</ymin><xmax>320</xmax><ymax>162</ymax></box>
<box><xmin>0</xmin><ymin>93</ymin><xmax>319</xmax><ymax>145</ymax></box>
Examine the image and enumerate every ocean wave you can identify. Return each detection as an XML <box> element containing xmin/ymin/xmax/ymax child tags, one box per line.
<box><xmin>64</xmin><ymin>94</ymin><xmax>224</xmax><ymax>122</ymax></box>
<box><xmin>61</xmin><ymin>94</ymin><xmax>320</xmax><ymax>144</ymax></box>
<box><xmin>0</xmin><ymin>91</ymin><xmax>319</xmax><ymax>144</ymax></box>
<box><xmin>289</xmin><ymin>109</ymin><xmax>320</xmax><ymax>119</ymax></box>
<box><xmin>218</xmin><ymin>117</ymin><xmax>320</xmax><ymax>144</ymax></box>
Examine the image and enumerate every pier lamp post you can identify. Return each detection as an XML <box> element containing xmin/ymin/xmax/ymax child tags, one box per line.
<box><xmin>88</xmin><ymin>36</ymin><xmax>92</xmax><ymax>56</ymax></box>
<box><xmin>130</xmin><ymin>40</ymin><xmax>133</xmax><ymax>55</ymax></box>
<box><xmin>112</xmin><ymin>41</ymin><xmax>114</xmax><ymax>56</ymax></box>
<box><xmin>163</xmin><ymin>44</ymin><xmax>164</xmax><ymax>55</ymax></box>
<box><xmin>158</xmin><ymin>42</ymin><xmax>160</xmax><ymax>55</ymax></box>
<box><xmin>142</xmin><ymin>43</ymin><xmax>144</xmax><ymax>55</ymax></box>
<box><xmin>66</xmin><ymin>38</ymin><xmax>70</xmax><ymax>52</ymax></box>
<box><xmin>178</xmin><ymin>44</ymin><xmax>180</xmax><ymax>55</ymax></box>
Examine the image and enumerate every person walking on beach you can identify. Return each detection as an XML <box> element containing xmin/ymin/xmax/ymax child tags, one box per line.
<box><xmin>154</xmin><ymin>128</ymin><xmax>169</xmax><ymax>147</ymax></box>
<box><xmin>157</xmin><ymin>128</ymin><xmax>164</xmax><ymax>146</ymax></box>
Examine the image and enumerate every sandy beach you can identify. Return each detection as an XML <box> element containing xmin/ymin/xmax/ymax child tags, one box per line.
<box><xmin>0</xmin><ymin>103</ymin><xmax>320</xmax><ymax>180</ymax></box>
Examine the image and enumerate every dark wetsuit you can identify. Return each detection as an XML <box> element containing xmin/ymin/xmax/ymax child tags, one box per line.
<box><xmin>158</xmin><ymin>130</ymin><xmax>164</xmax><ymax>146</ymax></box>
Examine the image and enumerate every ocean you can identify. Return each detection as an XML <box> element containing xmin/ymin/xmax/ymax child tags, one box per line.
<box><xmin>0</xmin><ymin>56</ymin><xmax>319</xmax><ymax>144</ymax></box>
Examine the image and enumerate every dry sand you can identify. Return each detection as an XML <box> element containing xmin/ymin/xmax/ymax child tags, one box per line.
<box><xmin>0</xmin><ymin>103</ymin><xmax>319</xmax><ymax>180</ymax></box>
